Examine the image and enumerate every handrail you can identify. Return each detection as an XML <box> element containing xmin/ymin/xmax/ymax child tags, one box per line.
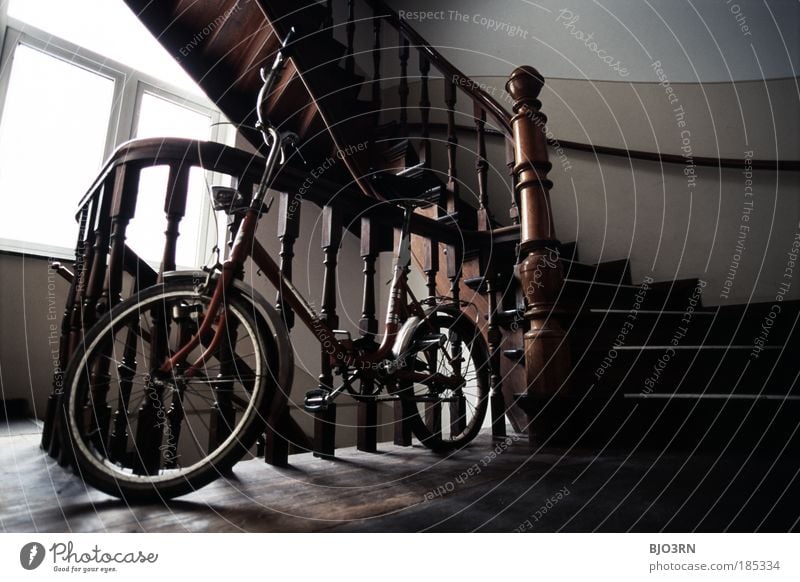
<box><xmin>551</xmin><ymin>139</ymin><xmax>800</xmax><ymax>172</ymax></box>
<box><xmin>75</xmin><ymin>138</ymin><xmax>268</xmax><ymax>213</ymax></box>
<box><xmin>407</xmin><ymin>122</ymin><xmax>800</xmax><ymax>172</ymax></box>
<box><xmin>363</xmin><ymin>0</ymin><xmax>513</xmax><ymax>137</ymax></box>
<box><xmin>74</xmin><ymin>137</ymin><xmax>483</xmax><ymax>247</ymax></box>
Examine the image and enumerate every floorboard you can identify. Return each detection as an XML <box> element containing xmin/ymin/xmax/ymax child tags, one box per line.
<box><xmin>2</xmin><ymin>422</ymin><xmax>798</xmax><ymax>532</ymax></box>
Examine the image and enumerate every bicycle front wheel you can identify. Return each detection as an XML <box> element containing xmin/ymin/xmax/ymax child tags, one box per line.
<box><xmin>61</xmin><ymin>281</ymin><xmax>280</xmax><ymax>501</ymax></box>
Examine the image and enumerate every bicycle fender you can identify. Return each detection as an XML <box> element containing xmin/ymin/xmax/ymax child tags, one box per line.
<box><xmin>391</xmin><ymin>305</ymin><xmax>464</xmax><ymax>363</ymax></box>
<box><xmin>391</xmin><ymin>315</ymin><xmax>422</xmax><ymax>362</ymax></box>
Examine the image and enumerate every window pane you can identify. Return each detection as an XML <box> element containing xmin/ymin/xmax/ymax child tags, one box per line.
<box><xmin>0</xmin><ymin>44</ymin><xmax>114</xmax><ymax>250</ymax></box>
<box><xmin>135</xmin><ymin>92</ymin><xmax>212</xmax><ymax>142</ymax></box>
<box><xmin>8</xmin><ymin>0</ymin><xmax>203</xmax><ymax>97</ymax></box>
<box><xmin>125</xmin><ymin>92</ymin><xmax>213</xmax><ymax>268</ymax></box>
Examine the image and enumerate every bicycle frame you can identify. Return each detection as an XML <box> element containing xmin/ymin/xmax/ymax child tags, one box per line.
<box><xmin>159</xmin><ymin>28</ymin><xmax>432</xmax><ymax>384</ymax></box>
<box><xmin>159</xmin><ymin>168</ymin><xmax>421</xmax><ymax>378</ymax></box>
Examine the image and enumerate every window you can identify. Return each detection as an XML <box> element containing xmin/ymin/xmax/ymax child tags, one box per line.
<box><xmin>0</xmin><ymin>44</ymin><xmax>115</xmax><ymax>251</ymax></box>
<box><xmin>0</xmin><ymin>0</ymin><xmax>234</xmax><ymax>262</ymax></box>
<box><xmin>5</xmin><ymin>0</ymin><xmax>201</xmax><ymax>97</ymax></box>
<box><xmin>127</xmin><ymin>90</ymin><xmax>217</xmax><ymax>268</ymax></box>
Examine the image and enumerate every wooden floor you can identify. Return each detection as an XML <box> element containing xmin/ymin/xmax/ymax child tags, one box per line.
<box><xmin>2</xmin><ymin>419</ymin><xmax>798</xmax><ymax>532</ymax></box>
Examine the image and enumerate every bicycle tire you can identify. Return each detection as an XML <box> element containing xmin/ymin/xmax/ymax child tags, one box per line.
<box><xmin>60</xmin><ymin>280</ymin><xmax>281</xmax><ymax>502</ymax></box>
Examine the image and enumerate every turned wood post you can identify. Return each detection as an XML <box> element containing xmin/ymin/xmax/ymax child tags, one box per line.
<box><xmin>505</xmin><ymin>67</ymin><xmax>570</xmax><ymax>408</ymax></box>
<box><xmin>314</xmin><ymin>205</ymin><xmax>341</xmax><ymax>458</ymax></box>
<box><xmin>160</xmin><ymin>163</ymin><xmax>190</xmax><ymax>274</ymax></box>
<box><xmin>265</xmin><ymin>189</ymin><xmax>300</xmax><ymax>467</ymax></box>
<box><xmin>356</xmin><ymin>216</ymin><xmax>380</xmax><ymax>453</ymax></box>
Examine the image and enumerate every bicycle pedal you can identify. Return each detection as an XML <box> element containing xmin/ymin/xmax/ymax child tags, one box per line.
<box><xmin>303</xmin><ymin>389</ymin><xmax>329</xmax><ymax>412</ymax></box>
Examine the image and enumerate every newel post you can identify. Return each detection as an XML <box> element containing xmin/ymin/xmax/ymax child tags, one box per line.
<box><xmin>505</xmin><ymin>66</ymin><xmax>571</xmax><ymax>408</ymax></box>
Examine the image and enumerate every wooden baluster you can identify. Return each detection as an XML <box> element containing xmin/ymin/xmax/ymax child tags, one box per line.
<box><xmin>472</xmin><ymin>104</ymin><xmax>507</xmax><ymax>438</ymax></box>
<box><xmin>94</xmin><ymin>164</ymin><xmax>138</xmax><ymax>463</ymax></box>
<box><xmin>448</xmin><ymin>327</ymin><xmax>466</xmax><ymax>435</ymax></box>
<box><xmin>442</xmin><ymin>76</ymin><xmax>462</xmax><ymax>304</ymax></box>
<box><xmin>42</xmin><ymin>201</ymin><xmax>93</xmax><ymax>455</ymax></box>
<box><xmin>418</xmin><ymin>54</ymin><xmax>432</xmax><ymax>167</ymax></box>
<box><xmin>208</xmin><ymin>321</ymin><xmax>238</xmax><ymax>454</ymax></box>
<box><xmin>134</xmin><ymin>292</ymin><xmax>172</xmax><ymax>475</ymax></box>
<box><xmin>486</xmin><ymin>272</ymin><xmax>507</xmax><ymax>440</ymax></box>
<box><xmin>50</xmin><ymin>193</ymin><xmax>102</xmax><ymax>462</ymax></box>
<box><xmin>88</xmin><ymin>164</ymin><xmax>140</xmax><ymax>454</ymax></box>
<box><xmin>422</xmin><ymin>236</ymin><xmax>439</xmax><ymax>302</ymax></box>
<box><xmin>392</xmin><ymin>225</ymin><xmax>413</xmax><ymax>446</ymax></box>
<box><xmin>106</xmin><ymin>320</ymin><xmax>139</xmax><ymax>463</ymax></box>
<box><xmin>398</xmin><ymin>32</ymin><xmax>410</xmax><ymax>133</ymax></box>
<box><xmin>100</xmin><ymin>163</ymin><xmax>140</xmax><ymax>313</ymax></box>
<box><xmin>444</xmin><ymin>245</ymin><xmax>462</xmax><ymax>306</ymax></box>
<box><xmin>358</xmin><ymin>217</ymin><xmax>379</xmax><ymax>342</ymax></box>
<box><xmin>133</xmin><ymin>162</ymin><xmax>190</xmax><ymax>466</ymax></box>
<box><xmin>422</xmin><ymin>232</ymin><xmax>442</xmax><ymax>438</ymax></box>
<box><xmin>393</xmin><ymin>390</ymin><xmax>412</xmax><ymax>446</ymax></box>
<box><xmin>265</xmin><ymin>190</ymin><xmax>301</xmax><ymax>466</ymax></box>
<box><xmin>276</xmin><ymin>190</ymin><xmax>301</xmax><ymax>331</ymax></box>
<box><xmin>320</xmin><ymin>205</ymin><xmax>341</xmax><ymax>351</ymax></box>
<box><xmin>134</xmin><ymin>373</ymin><xmax>166</xmax><ymax>475</ymax></box>
<box><xmin>314</xmin><ymin>205</ymin><xmax>341</xmax><ymax>458</ymax></box>
<box><xmin>81</xmin><ymin>173</ymin><xmax>116</xmax><ymax>331</ymax></box>
<box><xmin>372</xmin><ymin>9</ymin><xmax>382</xmax><ymax>121</ymax></box>
<box><xmin>506</xmin><ymin>139</ymin><xmax>519</xmax><ymax>225</ymax></box>
<box><xmin>160</xmin><ymin>162</ymin><xmax>190</xmax><ymax>275</ymax></box>
<box><xmin>162</xmin><ymin>314</ymin><xmax>192</xmax><ymax>469</ymax></box>
<box><xmin>475</xmin><ymin>104</ymin><xmax>490</xmax><ymax>230</ymax></box>
<box><xmin>345</xmin><ymin>0</ymin><xmax>355</xmax><ymax>75</ymax></box>
<box><xmin>444</xmin><ymin>74</ymin><xmax>459</xmax><ymax>215</ymax></box>
<box><xmin>357</xmin><ymin>216</ymin><xmax>379</xmax><ymax>453</ymax></box>
<box><xmin>506</xmin><ymin>67</ymin><xmax>570</xmax><ymax>438</ymax></box>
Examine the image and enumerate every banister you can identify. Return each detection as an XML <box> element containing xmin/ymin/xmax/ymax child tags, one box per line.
<box><xmin>407</xmin><ymin>122</ymin><xmax>800</xmax><ymax>171</ymax></box>
<box><xmin>74</xmin><ymin>137</ymin><xmax>484</xmax><ymax>249</ymax></box>
<box><xmin>363</xmin><ymin>0</ymin><xmax>513</xmax><ymax>137</ymax></box>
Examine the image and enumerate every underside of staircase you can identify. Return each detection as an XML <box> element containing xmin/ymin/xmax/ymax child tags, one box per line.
<box><xmin>116</xmin><ymin>0</ymin><xmax>798</xmax><ymax>453</ymax></box>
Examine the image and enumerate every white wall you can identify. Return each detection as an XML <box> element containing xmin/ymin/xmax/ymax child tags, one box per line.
<box><xmin>382</xmin><ymin>73</ymin><xmax>799</xmax><ymax>306</ymax></box>
<box><xmin>385</xmin><ymin>0</ymin><xmax>800</xmax><ymax>83</ymax></box>
<box><xmin>0</xmin><ymin>253</ymin><xmax>70</xmax><ymax>419</ymax></box>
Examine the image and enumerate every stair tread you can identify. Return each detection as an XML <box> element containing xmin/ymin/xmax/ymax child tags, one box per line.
<box><xmin>563</xmin><ymin>258</ymin><xmax>631</xmax><ymax>284</ymax></box>
<box><xmin>370</xmin><ymin>169</ymin><xmax>443</xmax><ymax>204</ymax></box>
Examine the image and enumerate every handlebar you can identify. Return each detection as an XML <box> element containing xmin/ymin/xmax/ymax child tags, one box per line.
<box><xmin>256</xmin><ymin>27</ymin><xmax>296</xmax><ymax>136</ymax></box>
<box><xmin>252</xmin><ymin>29</ymin><xmax>298</xmax><ymax>210</ymax></box>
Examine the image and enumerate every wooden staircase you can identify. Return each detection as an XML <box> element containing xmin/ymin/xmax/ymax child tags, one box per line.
<box><xmin>494</xmin><ymin>236</ymin><xmax>799</xmax><ymax>449</ymax></box>
<box><xmin>41</xmin><ymin>0</ymin><xmax>798</xmax><ymax>462</ymax></box>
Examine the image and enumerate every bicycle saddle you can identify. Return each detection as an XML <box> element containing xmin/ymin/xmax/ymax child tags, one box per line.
<box><xmin>371</xmin><ymin>164</ymin><xmax>443</xmax><ymax>207</ymax></box>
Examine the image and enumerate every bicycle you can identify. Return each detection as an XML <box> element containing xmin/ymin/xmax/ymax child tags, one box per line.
<box><xmin>59</xmin><ymin>31</ymin><xmax>489</xmax><ymax>501</ymax></box>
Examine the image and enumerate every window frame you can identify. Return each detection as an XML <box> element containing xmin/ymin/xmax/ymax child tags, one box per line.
<box><xmin>0</xmin><ymin>14</ymin><xmax>234</xmax><ymax>260</ymax></box>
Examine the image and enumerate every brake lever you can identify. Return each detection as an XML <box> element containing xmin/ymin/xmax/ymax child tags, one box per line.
<box><xmin>281</xmin><ymin>131</ymin><xmax>306</xmax><ymax>165</ymax></box>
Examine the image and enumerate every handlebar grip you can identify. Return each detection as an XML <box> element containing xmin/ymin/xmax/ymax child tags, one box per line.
<box><xmin>257</xmin><ymin>28</ymin><xmax>297</xmax><ymax>127</ymax></box>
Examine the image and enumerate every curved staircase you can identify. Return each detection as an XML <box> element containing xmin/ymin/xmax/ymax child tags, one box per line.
<box><xmin>41</xmin><ymin>0</ymin><xmax>799</xmax><ymax>463</ymax></box>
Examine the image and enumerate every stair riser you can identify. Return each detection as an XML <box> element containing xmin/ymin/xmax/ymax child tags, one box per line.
<box><xmin>562</xmin><ymin>259</ymin><xmax>632</xmax><ymax>285</ymax></box>
<box><xmin>525</xmin><ymin>396</ymin><xmax>800</xmax><ymax>449</ymax></box>
<box><xmin>562</xmin><ymin>279</ymin><xmax>706</xmax><ymax>311</ymax></box>
<box><xmin>570</xmin><ymin>311</ymin><xmax>797</xmax><ymax>347</ymax></box>
<box><xmin>572</xmin><ymin>348</ymin><xmax>798</xmax><ymax>396</ymax></box>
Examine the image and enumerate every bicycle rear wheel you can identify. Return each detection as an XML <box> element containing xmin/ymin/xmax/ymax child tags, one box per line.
<box><xmin>399</xmin><ymin>310</ymin><xmax>489</xmax><ymax>451</ymax></box>
<box><xmin>61</xmin><ymin>281</ymin><xmax>280</xmax><ymax>501</ymax></box>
